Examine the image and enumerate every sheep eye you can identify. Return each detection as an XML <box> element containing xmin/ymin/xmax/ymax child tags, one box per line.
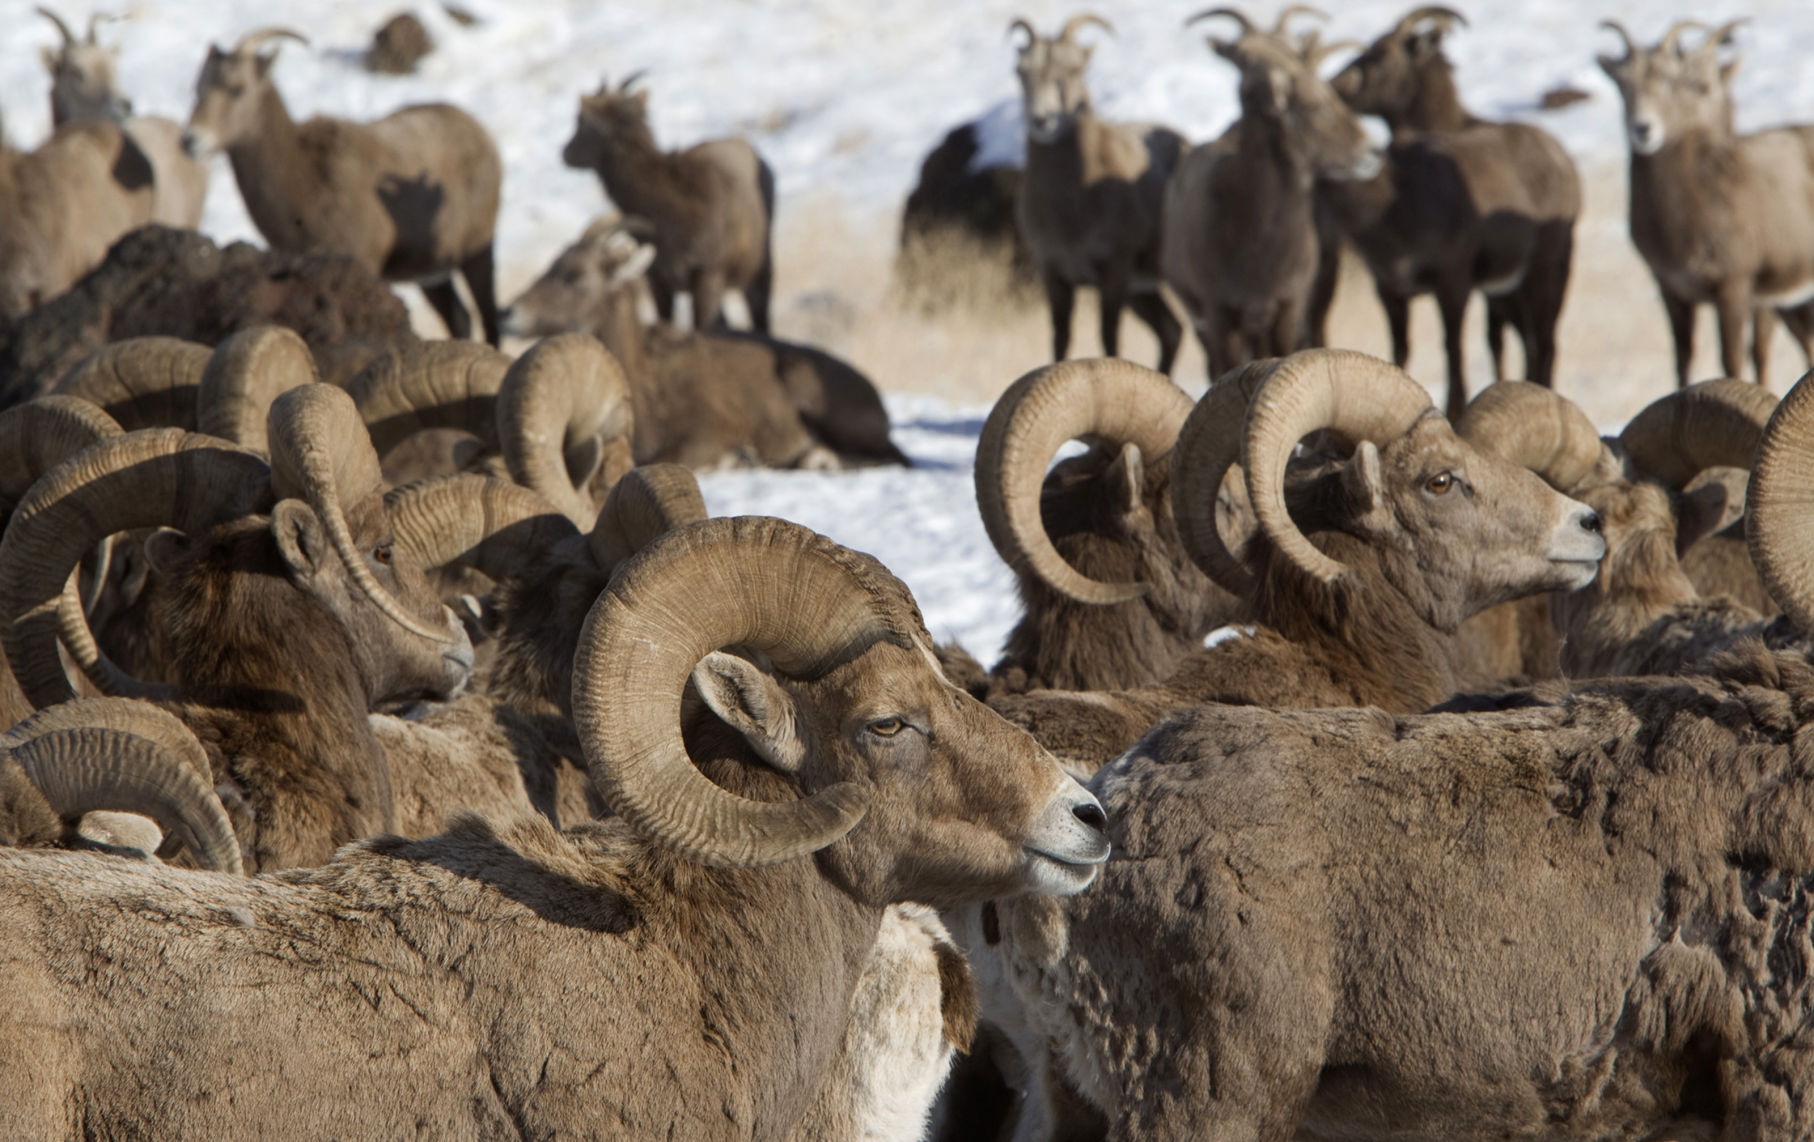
<box><xmin>1425</xmin><ymin>472</ymin><xmax>1454</xmax><ymax>495</ymax></box>
<box><xmin>867</xmin><ymin>717</ymin><xmax>905</xmax><ymax>737</ymax></box>
<box><xmin>373</xmin><ymin>544</ymin><xmax>394</xmax><ymax>565</ymax></box>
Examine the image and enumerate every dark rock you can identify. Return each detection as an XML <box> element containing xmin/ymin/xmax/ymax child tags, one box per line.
<box><xmin>367</xmin><ymin>13</ymin><xmax>435</xmax><ymax>76</ymax></box>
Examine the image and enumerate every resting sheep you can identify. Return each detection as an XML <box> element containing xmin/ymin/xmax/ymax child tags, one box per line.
<box><xmin>0</xmin><ymin>516</ymin><xmax>1109</xmax><ymax>1141</ymax></box>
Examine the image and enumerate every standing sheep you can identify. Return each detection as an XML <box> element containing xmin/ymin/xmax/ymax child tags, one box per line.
<box><xmin>1599</xmin><ymin>19</ymin><xmax>1814</xmax><ymax>387</ymax></box>
<box><xmin>562</xmin><ymin>74</ymin><xmax>775</xmax><ymax>333</ymax></box>
<box><xmin>181</xmin><ymin>27</ymin><xmax>504</xmax><ymax>345</ymax></box>
<box><xmin>1011</xmin><ymin>14</ymin><xmax>1184</xmax><ymax>375</ymax></box>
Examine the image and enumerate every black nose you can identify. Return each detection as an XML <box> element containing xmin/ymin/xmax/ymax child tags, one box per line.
<box><xmin>1073</xmin><ymin>802</ymin><xmax>1107</xmax><ymax>832</ymax></box>
<box><xmin>1581</xmin><ymin>511</ymin><xmax>1602</xmax><ymax>535</ymax></box>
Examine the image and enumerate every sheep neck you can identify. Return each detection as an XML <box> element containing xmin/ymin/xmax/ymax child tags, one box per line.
<box><xmin>1627</xmin><ymin>128</ymin><xmax>1748</xmax><ymax>273</ymax></box>
<box><xmin>1389</xmin><ymin>62</ymin><xmax>1472</xmax><ymax>135</ymax></box>
<box><xmin>588</xmin><ymin>124</ymin><xmax>686</xmax><ymax>222</ymax></box>
<box><xmin>222</xmin><ymin>86</ymin><xmax>324</xmax><ymax>254</ymax></box>
<box><xmin>1023</xmin><ymin>112</ymin><xmax>1124</xmax><ymax>195</ymax></box>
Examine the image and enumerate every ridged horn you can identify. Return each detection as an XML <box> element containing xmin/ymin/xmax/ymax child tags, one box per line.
<box><xmin>496</xmin><ymin>334</ymin><xmax>635</xmax><ymax>527</ymax></box>
<box><xmin>617</xmin><ymin>69</ymin><xmax>647</xmax><ymax>93</ymax></box>
<box><xmin>1392</xmin><ymin>5</ymin><xmax>1468</xmax><ymax>36</ymax></box>
<box><xmin>1454</xmin><ymin>381</ymin><xmax>1607</xmax><ymax>494</ymax></box>
<box><xmin>1008</xmin><ymin>16</ymin><xmax>1038</xmax><ymax>45</ymax></box>
<box><xmin>1186</xmin><ymin>7</ymin><xmax>1255</xmax><ymax>33</ymax></box>
<box><xmin>384</xmin><ymin>475</ymin><xmax>577</xmax><ymax>584</ymax></box>
<box><xmin>1172</xmin><ymin>361</ymin><xmax>1279</xmax><ymax>596</ymax></box>
<box><xmin>1658</xmin><ymin>19</ymin><xmax>1710</xmax><ymax>57</ymax></box>
<box><xmin>975</xmin><ymin>359</ymin><xmax>1195</xmax><ymax>605</ymax></box>
<box><xmin>1618</xmin><ymin>379</ymin><xmax>1777</xmax><ymax>489</ymax></box>
<box><xmin>0</xmin><ymin>395</ymin><xmax>123</xmax><ymax>514</ymax></box>
<box><xmin>52</xmin><ymin>337</ymin><xmax>211</xmax><ymax>431</ymax></box>
<box><xmin>1273</xmin><ymin>5</ymin><xmax>1328</xmax><ymax>37</ymax></box>
<box><xmin>3</xmin><ymin>698</ymin><xmax>241</xmax><ymax>874</ymax></box>
<box><xmin>344</xmin><ymin>340</ymin><xmax>511</xmax><ymax>459</ymax></box>
<box><xmin>55</xmin><ymin>566</ymin><xmax>177</xmax><ymax>703</ymax></box>
<box><xmin>0</xmin><ymin>428</ymin><xmax>273</xmax><ymax>708</ymax></box>
<box><xmin>1747</xmin><ymin>370</ymin><xmax>1814</xmax><ymax>633</ymax></box>
<box><xmin>234</xmin><ymin>27</ymin><xmax>309</xmax><ymax>55</ymax></box>
<box><xmin>1599</xmin><ymin>19</ymin><xmax>1636</xmax><ymax>58</ymax></box>
<box><xmin>36</xmin><ymin>6</ymin><xmax>76</xmax><ymax>47</ymax></box>
<box><xmin>196</xmin><ymin>326</ymin><xmax>318</xmax><ymax>454</ymax></box>
<box><xmin>1059</xmin><ymin>12</ymin><xmax>1115</xmax><ymax>41</ymax></box>
<box><xmin>1243</xmin><ymin>349</ymin><xmax>1435</xmax><ymax>585</ymax></box>
<box><xmin>587</xmin><ymin>464</ymin><xmax>708</xmax><ymax>572</ymax></box>
<box><xmin>1692</xmin><ymin>19</ymin><xmax>1748</xmax><ymax>55</ymax></box>
<box><xmin>266</xmin><ymin>385</ymin><xmax>454</xmax><ymax>642</ymax></box>
<box><xmin>573</xmin><ymin>517</ymin><xmax>918</xmax><ymax>867</ymax></box>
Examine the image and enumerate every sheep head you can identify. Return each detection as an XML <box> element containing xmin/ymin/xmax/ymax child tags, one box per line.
<box><xmin>572</xmin><ymin>516</ymin><xmax>1110</xmax><ymax>905</ymax></box>
<box><xmin>1010</xmin><ymin>14</ymin><xmax>1113</xmax><ymax>144</ymax></box>
<box><xmin>563</xmin><ymin>75</ymin><xmax>654</xmax><ymax>170</ymax></box>
<box><xmin>1328</xmin><ymin>5</ymin><xmax>1465</xmax><ymax>120</ymax></box>
<box><xmin>1598</xmin><ymin>19</ymin><xmax>1745</xmax><ymax>155</ymax></box>
<box><xmin>1202</xmin><ymin>18</ymin><xmax>1381</xmax><ymax>181</ymax></box>
<box><xmin>183</xmin><ymin>27</ymin><xmax>309</xmax><ymax>158</ymax></box>
<box><xmin>501</xmin><ymin>217</ymin><xmax>655</xmax><ymax>341</ymax></box>
<box><xmin>37</xmin><ymin>7</ymin><xmax>130</xmax><ymax>125</ymax></box>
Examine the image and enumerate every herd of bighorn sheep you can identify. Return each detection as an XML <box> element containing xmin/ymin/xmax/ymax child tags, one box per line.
<box><xmin>9</xmin><ymin>6</ymin><xmax>1814</xmax><ymax>1142</ymax></box>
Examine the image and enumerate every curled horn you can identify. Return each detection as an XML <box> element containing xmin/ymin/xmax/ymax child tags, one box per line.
<box><xmin>234</xmin><ymin>27</ymin><xmax>310</xmax><ymax>56</ymax></box>
<box><xmin>85</xmin><ymin>10</ymin><xmax>109</xmax><ymax>43</ymax></box>
<box><xmin>617</xmin><ymin>69</ymin><xmax>648</xmax><ymax>94</ymax></box>
<box><xmin>344</xmin><ymin>340</ymin><xmax>511</xmax><ymax>460</ymax></box>
<box><xmin>1694</xmin><ymin>18</ymin><xmax>1748</xmax><ymax>55</ymax></box>
<box><xmin>1598</xmin><ymin>19</ymin><xmax>1636</xmax><ymax>59</ymax></box>
<box><xmin>1059</xmin><ymin>12</ymin><xmax>1116</xmax><ymax>41</ymax></box>
<box><xmin>267</xmin><ymin>384</ymin><xmax>454</xmax><ymax>643</ymax></box>
<box><xmin>0</xmin><ymin>429</ymin><xmax>274</xmax><ymax>708</ymax></box>
<box><xmin>1272</xmin><ymin>5</ymin><xmax>1328</xmax><ymax>38</ymax></box>
<box><xmin>496</xmin><ymin>334</ymin><xmax>635</xmax><ymax>527</ymax></box>
<box><xmin>587</xmin><ymin>463</ymin><xmax>708</xmax><ymax>572</ymax></box>
<box><xmin>385</xmin><ymin>475</ymin><xmax>577</xmax><ymax>585</ymax></box>
<box><xmin>36</xmin><ymin>7</ymin><xmax>76</xmax><ymax>48</ymax></box>
<box><xmin>1392</xmin><ymin>5</ymin><xmax>1468</xmax><ymax>36</ymax></box>
<box><xmin>53</xmin><ymin>337</ymin><xmax>212</xmax><ymax>431</ymax></box>
<box><xmin>975</xmin><ymin>359</ymin><xmax>1195</xmax><ymax>606</ymax></box>
<box><xmin>3</xmin><ymin>698</ymin><xmax>242</xmax><ymax>875</ymax></box>
<box><xmin>1242</xmin><ymin>349</ymin><xmax>1435</xmax><ymax>585</ymax></box>
<box><xmin>1172</xmin><ymin>361</ymin><xmax>1280</xmax><ymax>596</ymax></box>
<box><xmin>572</xmin><ymin>517</ymin><xmax>918</xmax><ymax>867</ymax></box>
<box><xmin>1618</xmin><ymin>379</ymin><xmax>1777</xmax><ymax>489</ymax></box>
<box><xmin>1306</xmin><ymin>37</ymin><xmax>1362</xmax><ymax>67</ymax></box>
<box><xmin>1747</xmin><ymin>371</ymin><xmax>1814</xmax><ymax>632</ymax></box>
<box><xmin>1454</xmin><ymin>382</ymin><xmax>1610</xmax><ymax>494</ymax></box>
<box><xmin>196</xmin><ymin>326</ymin><xmax>319</xmax><ymax>454</ymax></box>
<box><xmin>0</xmin><ymin>395</ymin><xmax>123</xmax><ymax>516</ymax></box>
<box><xmin>1007</xmin><ymin>16</ymin><xmax>1038</xmax><ymax>46</ymax></box>
<box><xmin>1186</xmin><ymin>7</ymin><xmax>1257</xmax><ymax>34</ymax></box>
<box><xmin>1657</xmin><ymin>20</ymin><xmax>1711</xmax><ymax>57</ymax></box>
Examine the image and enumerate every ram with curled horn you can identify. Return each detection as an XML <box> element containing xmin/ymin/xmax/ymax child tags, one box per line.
<box><xmin>0</xmin><ymin>516</ymin><xmax>1108</xmax><ymax>1140</ymax></box>
<box><xmin>1010</xmin><ymin>15</ymin><xmax>1186</xmax><ymax>375</ymax></box>
<box><xmin>984</xmin><ymin>377</ymin><xmax>1814</xmax><ymax>1134</ymax></box>
<box><xmin>1313</xmin><ymin>4</ymin><xmax>1580</xmax><ymax>411</ymax></box>
<box><xmin>984</xmin><ymin>349</ymin><xmax>1605</xmax><ymax>768</ymax></box>
<box><xmin>1598</xmin><ymin>17</ymin><xmax>1814</xmax><ymax>387</ymax></box>
<box><xmin>182</xmin><ymin>26</ymin><xmax>504</xmax><ymax>344</ymax></box>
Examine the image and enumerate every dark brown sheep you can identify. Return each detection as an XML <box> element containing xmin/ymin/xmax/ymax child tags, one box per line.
<box><xmin>562</xmin><ymin>75</ymin><xmax>774</xmax><ymax>334</ymax></box>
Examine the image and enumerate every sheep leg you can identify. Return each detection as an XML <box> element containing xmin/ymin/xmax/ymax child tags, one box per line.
<box><xmin>1521</xmin><ymin>221</ymin><xmax>1574</xmax><ymax>387</ymax></box>
<box><xmin>1376</xmin><ymin>285</ymin><xmax>1411</xmax><ymax>370</ymax></box>
<box><xmin>649</xmin><ymin>277</ymin><xmax>677</xmax><ymax>326</ymax></box>
<box><xmin>1713</xmin><ymin>280</ymin><xmax>1753</xmax><ymax>383</ymax></box>
<box><xmin>1661</xmin><ymin>289</ymin><xmax>1696</xmax><ymax>389</ymax></box>
<box><xmin>459</xmin><ymin>247</ymin><xmax>501</xmax><ymax>348</ymax></box>
<box><xmin>1484</xmin><ymin>298</ymin><xmax>1511</xmax><ymax>383</ymax></box>
<box><xmin>1753</xmin><ymin>306</ymin><xmax>1778</xmax><ymax>389</ymax></box>
<box><xmin>1781</xmin><ymin>302</ymin><xmax>1814</xmax><ymax>369</ymax></box>
<box><xmin>1436</xmin><ymin>281</ymin><xmax>1471</xmax><ymax>415</ymax></box>
<box><xmin>744</xmin><ymin>255</ymin><xmax>774</xmax><ymax>335</ymax></box>
<box><xmin>1043</xmin><ymin>269</ymin><xmax>1076</xmax><ymax>364</ymax></box>
<box><xmin>1128</xmin><ymin>289</ymin><xmax>1182</xmax><ymax>377</ymax></box>
<box><xmin>420</xmin><ymin>278</ymin><xmax>474</xmax><ymax>342</ymax></box>
<box><xmin>1306</xmin><ymin>204</ymin><xmax>1341</xmax><ymax>349</ymax></box>
<box><xmin>1097</xmin><ymin>266</ymin><xmax>1133</xmax><ymax>361</ymax></box>
<box><xmin>691</xmin><ymin>268</ymin><xmax>729</xmax><ymax>332</ymax></box>
<box><xmin>1268</xmin><ymin>295</ymin><xmax>1309</xmax><ymax>360</ymax></box>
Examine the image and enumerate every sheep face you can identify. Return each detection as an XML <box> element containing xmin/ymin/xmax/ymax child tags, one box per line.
<box><xmin>1598</xmin><ymin>41</ymin><xmax>1737</xmax><ymax>156</ymax></box>
<box><xmin>691</xmin><ymin>643</ymin><xmax>1110</xmax><ymax>908</ymax></box>
<box><xmin>1219</xmin><ymin>44</ymin><xmax>1381</xmax><ymax>181</ymax></box>
<box><xmin>562</xmin><ymin>88</ymin><xmax>653</xmax><ymax>171</ymax></box>
<box><xmin>41</xmin><ymin>39</ymin><xmax>129</xmax><ymax>125</ymax></box>
<box><xmin>1014</xmin><ymin>36</ymin><xmax>1094</xmax><ymax>145</ymax></box>
<box><xmin>1325</xmin><ymin>414</ymin><xmax>1604</xmax><ymax>630</ymax></box>
<box><xmin>183</xmin><ymin>46</ymin><xmax>275</xmax><ymax>159</ymax></box>
<box><xmin>501</xmin><ymin>222</ymin><xmax>655</xmax><ymax>340</ymax></box>
<box><xmin>1329</xmin><ymin>25</ymin><xmax>1447</xmax><ymax>121</ymax></box>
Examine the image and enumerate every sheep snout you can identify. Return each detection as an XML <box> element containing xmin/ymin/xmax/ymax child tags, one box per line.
<box><xmin>1022</xmin><ymin>778</ymin><xmax>1111</xmax><ymax>895</ymax></box>
<box><xmin>1547</xmin><ymin>500</ymin><xmax>1607</xmax><ymax>586</ymax></box>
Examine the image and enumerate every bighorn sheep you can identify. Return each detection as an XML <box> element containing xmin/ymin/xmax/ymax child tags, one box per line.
<box><xmin>0</xmin><ymin>384</ymin><xmax>474</xmax><ymax>871</ymax></box>
<box><xmin>1318</xmin><ymin>6</ymin><xmax>1581</xmax><ymax>411</ymax></box>
<box><xmin>503</xmin><ymin>219</ymin><xmax>908</xmax><ymax>467</ymax></box>
<box><xmin>36</xmin><ymin>6</ymin><xmax>208</xmax><ymax>228</ymax></box>
<box><xmin>1162</xmin><ymin>9</ymin><xmax>1381</xmax><ymax>379</ymax></box>
<box><xmin>182</xmin><ymin>27</ymin><xmax>504</xmax><ymax>345</ymax></box>
<box><xmin>0</xmin><ymin>118</ymin><xmax>154</xmax><ymax>322</ymax></box>
<box><xmin>962</xmin><ymin>358</ymin><xmax>1246</xmax><ymax>694</ymax></box>
<box><xmin>0</xmin><ymin>516</ymin><xmax>1109</xmax><ymax>1140</ymax></box>
<box><xmin>1011</xmin><ymin>13</ymin><xmax>1185</xmax><ymax>374</ymax></box>
<box><xmin>1599</xmin><ymin>18</ymin><xmax>1814</xmax><ymax>387</ymax></box>
<box><xmin>562</xmin><ymin>74</ymin><xmax>774</xmax><ymax>333</ymax></box>
<box><xmin>988</xmin><ymin>349</ymin><xmax>1605</xmax><ymax>767</ymax></box>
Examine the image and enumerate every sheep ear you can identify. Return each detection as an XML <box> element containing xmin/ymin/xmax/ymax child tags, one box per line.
<box><xmin>142</xmin><ymin>527</ymin><xmax>192</xmax><ymax>576</ymax></box>
<box><xmin>610</xmin><ymin>243</ymin><xmax>657</xmax><ymax>285</ymax></box>
<box><xmin>631</xmin><ymin>89</ymin><xmax>651</xmax><ymax>113</ymax></box>
<box><xmin>1596</xmin><ymin>54</ymin><xmax>1622</xmax><ymax>79</ymax></box>
<box><xmin>1674</xmin><ymin>481</ymin><xmax>1736</xmax><ymax>554</ymax></box>
<box><xmin>39</xmin><ymin>46</ymin><xmax>58</xmax><ymax>72</ymax></box>
<box><xmin>1408</xmin><ymin>28</ymin><xmax>1444</xmax><ymax>59</ymax></box>
<box><xmin>692</xmin><ymin>652</ymin><xmax>805</xmax><ymax>773</ymax></box>
<box><xmin>1720</xmin><ymin>57</ymin><xmax>1742</xmax><ymax>85</ymax></box>
<box><xmin>1105</xmin><ymin>442</ymin><xmax>1145</xmax><ymax>518</ymax></box>
<box><xmin>270</xmin><ymin>499</ymin><xmax>334</xmax><ymax>587</ymax></box>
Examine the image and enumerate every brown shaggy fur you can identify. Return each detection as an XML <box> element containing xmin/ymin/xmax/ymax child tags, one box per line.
<box><xmin>1002</xmin><ymin>641</ymin><xmax>1814</xmax><ymax>1138</ymax></box>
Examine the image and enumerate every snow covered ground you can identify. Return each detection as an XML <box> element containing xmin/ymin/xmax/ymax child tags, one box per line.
<box><xmin>4</xmin><ymin>0</ymin><xmax>1814</xmax><ymax>662</ymax></box>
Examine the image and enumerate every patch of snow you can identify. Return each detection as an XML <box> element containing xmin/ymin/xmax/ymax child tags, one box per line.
<box><xmin>1205</xmin><ymin>624</ymin><xmax>1257</xmax><ymax>648</ymax></box>
<box><xmin>965</xmin><ymin>98</ymin><xmax>1025</xmax><ymax>173</ymax></box>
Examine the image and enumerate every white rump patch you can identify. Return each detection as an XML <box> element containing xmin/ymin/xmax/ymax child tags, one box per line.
<box><xmin>1759</xmin><ymin>279</ymin><xmax>1814</xmax><ymax>308</ymax></box>
<box><xmin>1204</xmin><ymin>624</ymin><xmax>1256</xmax><ymax>648</ymax></box>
